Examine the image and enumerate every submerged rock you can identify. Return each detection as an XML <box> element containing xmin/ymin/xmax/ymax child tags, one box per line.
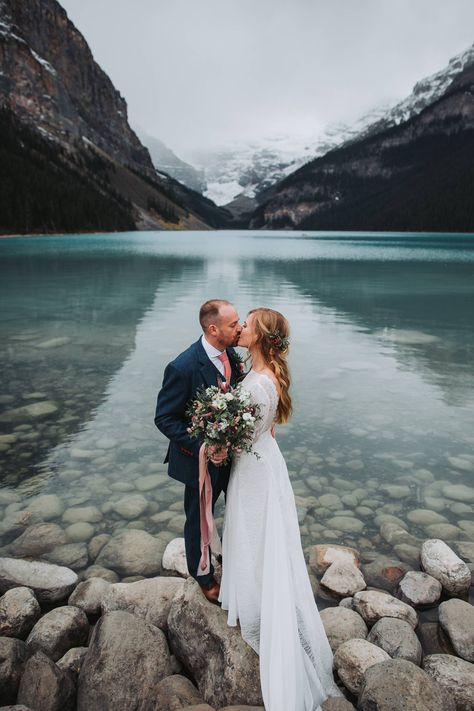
<box><xmin>308</xmin><ymin>544</ymin><xmax>360</xmax><ymax>576</ymax></box>
<box><xmin>438</xmin><ymin>599</ymin><xmax>474</xmax><ymax>663</ymax></box>
<box><xmin>96</xmin><ymin>530</ymin><xmax>165</xmax><ymax>576</ymax></box>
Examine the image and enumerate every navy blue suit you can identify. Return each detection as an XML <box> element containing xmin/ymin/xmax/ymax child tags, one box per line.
<box><xmin>154</xmin><ymin>337</ymin><xmax>242</xmax><ymax>584</ymax></box>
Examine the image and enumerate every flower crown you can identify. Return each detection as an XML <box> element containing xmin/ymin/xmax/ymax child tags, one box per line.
<box><xmin>267</xmin><ymin>329</ymin><xmax>290</xmax><ymax>351</ymax></box>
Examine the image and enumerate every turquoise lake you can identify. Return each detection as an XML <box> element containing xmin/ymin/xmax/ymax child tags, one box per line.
<box><xmin>0</xmin><ymin>230</ymin><xmax>473</xmax><ymax>580</ymax></box>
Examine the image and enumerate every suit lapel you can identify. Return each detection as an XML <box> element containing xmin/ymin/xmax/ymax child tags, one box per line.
<box><xmin>196</xmin><ymin>337</ymin><xmax>222</xmax><ymax>388</ymax></box>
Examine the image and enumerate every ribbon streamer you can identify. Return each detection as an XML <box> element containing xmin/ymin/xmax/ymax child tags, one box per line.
<box><xmin>198</xmin><ymin>443</ymin><xmax>222</xmax><ymax>575</ymax></box>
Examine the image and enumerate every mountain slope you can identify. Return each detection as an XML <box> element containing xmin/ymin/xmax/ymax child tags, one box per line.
<box><xmin>251</xmin><ymin>57</ymin><xmax>474</xmax><ymax>232</ymax></box>
<box><xmin>0</xmin><ymin>0</ymin><xmax>229</xmax><ymax>233</ymax></box>
<box><xmin>136</xmin><ymin>128</ymin><xmax>206</xmax><ymax>194</ymax></box>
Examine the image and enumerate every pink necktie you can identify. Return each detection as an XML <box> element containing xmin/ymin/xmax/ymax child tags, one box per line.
<box><xmin>218</xmin><ymin>351</ymin><xmax>232</xmax><ymax>383</ymax></box>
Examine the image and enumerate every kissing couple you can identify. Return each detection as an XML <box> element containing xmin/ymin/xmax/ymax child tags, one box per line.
<box><xmin>155</xmin><ymin>299</ymin><xmax>343</xmax><ymax>711</ymax></box>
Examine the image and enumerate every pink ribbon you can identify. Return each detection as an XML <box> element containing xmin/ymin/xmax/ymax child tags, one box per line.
<box><xmin>198</xmin><ymin>443</ymin><xmax>222</xmax><ymax>575</ymax></box>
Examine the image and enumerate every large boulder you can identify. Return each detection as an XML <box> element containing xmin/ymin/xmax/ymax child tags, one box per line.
<box><xmin>16</xmin><ymin>651</ymin><xmax>75</xmax><ymax>711</ymax></box>
<box><xmin>101</xmin><ymin>576</ymin><xmax>185</xmax><ymax>631</ymax></box>
<box><xmin>423</xmin><ymin>653</ymin><xmax>474</xmax><ymax>711</ymax></box>
<box><xmin>367</xmin><ymin>617</ymin><xmax>422</xmax><ymax>665</ymax></box>
<box><xmin>0</xmin><ymin>587</ymin><xmax>41</xmax><ymax>639</ymax></box>
<box><xmin>352</xmin><ymin>590</ymin><xmax>418</xmax><ymax>629</ymax></box>
<box><xmin>0</xmin><ymin>637</ymin><xmax>30</xmax><ymax>704</ymax></box>
<box><xmin>77</xmin><ymin>610</ymin><xmax>173</xmax><ymax>711</ymax></box>
<box><xmin>358</xmin><ymin>658</ymin><xmax>455</xmax><ymax>710</ymax></box>
<box><xmin>0</xmin><ymin>557</ymin><xmax>78</xmax><ymax>603</ymax></box>
<box><xmin>333</xmin><ymin>638</ymin><xmax>390</xmax><ymax>694</ymax></box>
<box><xmin>167</xmin><ymin>578</ymin><xmax>263</xmax><ymax>708</ymax></box>
<box><xmin>321</xmin><ymin>700</ymin><xmax>356</xmax><ymax>711</ymax></box>
<box><xmin>95</xmin><ymin>530</ymin><xmax>166</xmax><ymax>576</ymax></box>
<box><xmin>319</xmin><ymin>606</ymin><xmax>368</xmax><ymax>653</ymax></box>
<box><xmin>320</xmin><ymin>562</ymin><xmax>366</xmax><ymax>597</ymax></box>
<box><xmin>26</xmin><ymin>606</ymin><xmax>89</xmax><ymax>661</ymax></box>
<box><xmin>421</xmin><ymin>539</ymin><xmax>471</xmax><ymax>595</ymax></box>
<box><xmin>438</xmin><ymin>599</ymin><xmax>474</xmax><ymax>662</ymax></box>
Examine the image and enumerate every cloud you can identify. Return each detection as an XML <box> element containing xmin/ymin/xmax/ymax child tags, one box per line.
<box><xmin>60</xmin><ymin>0</ymin><xmax>474</xmax><ymax>153</ymax></box>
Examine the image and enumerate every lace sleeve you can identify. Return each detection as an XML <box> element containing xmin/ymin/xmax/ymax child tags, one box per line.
<box><xmin>248</xmin><ymin>376</ymin><xmax>279</xmax><ymax>440</ymax></box>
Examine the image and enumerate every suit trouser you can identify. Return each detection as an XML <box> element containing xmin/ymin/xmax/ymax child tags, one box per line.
<box><xmin>184</xmin><ymin>465</ymin><xmax>229</xmax><ymax>586</ymax></box>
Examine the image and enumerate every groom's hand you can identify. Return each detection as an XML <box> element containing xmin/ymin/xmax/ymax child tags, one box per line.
<box><xmin>207</xmin><ymin>445</ymin><xmax>228</xmax><ymax>465</ymax></box>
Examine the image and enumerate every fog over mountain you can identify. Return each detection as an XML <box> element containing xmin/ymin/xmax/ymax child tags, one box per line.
<box><xmin>60</xmin><ymin>0</ymin><xmax>474</xmax><ymax>154</ymax></box>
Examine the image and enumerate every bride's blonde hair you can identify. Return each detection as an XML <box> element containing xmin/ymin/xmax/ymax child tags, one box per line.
<box><xmin>248</xmin><ymin>307</ymin><xmax>292</xmax><ymax>424</ymax></box>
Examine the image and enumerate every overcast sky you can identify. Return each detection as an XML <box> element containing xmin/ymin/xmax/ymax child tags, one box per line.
<box><xmin>60</xmin><ymin>0</ymin><xmax>474</xmax><ymax>155</ymax></box>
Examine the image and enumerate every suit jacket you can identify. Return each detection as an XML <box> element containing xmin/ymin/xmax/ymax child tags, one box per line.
<box><xmin>154</xmin><ymin>337</ymin><xmax>243</xmax><ymax>488</ymax></box>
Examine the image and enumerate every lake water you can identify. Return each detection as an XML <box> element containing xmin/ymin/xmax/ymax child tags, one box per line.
<box><xmin>1</xmin><ymin>230</ymin><xmax>473</xmax><ymax>584</ymax></box>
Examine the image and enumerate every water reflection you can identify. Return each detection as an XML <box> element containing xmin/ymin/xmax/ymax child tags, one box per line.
<box><xmin>0</xmin><ymin>232</ymin><xmax>473</xmax><ymax>579</ymax></box>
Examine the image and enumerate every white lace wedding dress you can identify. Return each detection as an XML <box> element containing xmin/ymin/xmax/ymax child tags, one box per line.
<box><xmin>219</xmin><ymin>370</ymin><xmax>343</xmax><ymax>711</ymax></box>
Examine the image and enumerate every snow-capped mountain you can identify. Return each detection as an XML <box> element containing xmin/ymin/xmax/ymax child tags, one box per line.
<box><xmin>188</xmin><ymin>42</ymin><xmax>474</xmax><ymax>209</ymax></box>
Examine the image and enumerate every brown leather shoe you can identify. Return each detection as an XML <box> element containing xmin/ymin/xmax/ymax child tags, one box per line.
<box><xmin>199</xmin><ymin>579</ymin><xmax>220</xmax><ymax>604</ymax></box>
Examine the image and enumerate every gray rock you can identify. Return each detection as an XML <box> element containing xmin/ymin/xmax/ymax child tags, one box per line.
<box><xmin>0</xmin><ymin>510</ymin><xmax>42</xmax><ymax>545</ymax></box>
<box><xmin>333</xmin><ymin>638</ymin><xmax>390</xmax><ymax>694</ymax></box>
<box><xmin>421</xmin><ymin>539</ymin><xmax>471</xmax><ymax>595</ymax></box>
<box><xmin>77</xmin><ymin>611</ymin><xmax>172</xmax><ymax>711</ymax></box>
<box><xmin>367</xmin><ymin>617</ymin><xmax>422</xmax><ymax>665</ymax></box>
<box><xmin>320</xmin><ymin>562</ymin><xmax>366</xmax><ymax>597</ymax></box>
<box><xmin>10</xmin><ymin>523</ymin><xmax>67</xmax><ymax>557</ymax></box>
<box><xmin>17</xmin><ymin>650</ymin><xmax>75</xmax><ymax>711</ymax></box>
<box><xmin>64</xmin><ymin>522</ymin><xmax>95</xmax><ymax>543</ymax></box>
<box><xmin>0</xmin><ymin>557</ymin><xmax>78</xmax><ymax>602</ymax></box>
<box><xmin>167</xmin><ymin>578</ymin><xmax>263</xmax><ymax>708</ymax></box>
<box><xmin>321</xmin><ymin>700</ymin><xmax>356</xmax><ymax>711</ymax></box>
<box><xmin>418</xmin><ymin>622</ymin><xmax>455</xmax><ymax>656</ymax></box>
<box><xmin>358</xmin><ymin>658</ymin><xmax>455</xmax><ymax>710</ymax></box>
<box><xmin>398</xmin><ymin>570</ymin><xmax>442</xmax><ymax>606</ymax></box>
<box><xmin>112</xmin><ymin>494</ymin><xmax>148</xmax><ymax>519</ymax></box>
<box><xmin>438</xmin><ymin>599</ymin><xmax>474</xmax><ymax>662</ymax></box>
<box><xmin>62</xmin><ymin>506</ymin><xmax>103</xmax><ymax>524</ymax></box>
<box><xmin>320</xmin><ymin>606</ymin><xmax>368</xmax><ymax>653</ymax></box>
<box><xmin>423</xmin><ymin>653</ymin><xmax>474</xmax><ymax>711</ymax></box>
<box><xmin>43</xmin><ymin>542</ymin><xmax>89</xmax><ymax>571</ymax></box>
<box><xmin>362</xmin><ymin>558</ymin><xmax>411</xmax><ymax>594</ymax></box>
<box><xmin>0</xmin><ymin>637</ymin><xmax>30</xmax><ymax>704</ymax></box>
<box><xmin>88</xmin><ymin>533</ymin><xmax>111</xmax><ymax>560</ymax></box>
<box><xmin>26</xmin><ymin>605</ymin><xmax>89</xmax><ymax>661</ymax></box>
<box><xmin>0</xmin><ymin>401</ymin><xmax>58</xmax><ymax>422</ymax></box>
<box><xmin>102</xmin><ymin>576</ymin><xmax>185</xmax><ymax>631</ymax></box>
<box><xmin>0</xmin><ymin>706</ymin><xmax>34</xmax><ymax>710</ymax></box>
<box><xmin>308</xmin><ymin>544</ymin><xmax>361</xmax><ymax>576</ymax></box>
<box><xmin>162</xmin><ymin>537</ymin><xmax>190</xmax><ymax>577</ymax></box>
<box><xmin>0</xmin><ymin>587</ymin><xmax>41</xmax><ymax>639</ymax></box>
<box><xmin>57</xmin><ymin>646</ymin><xmax>88</xmax><ymax>679</ymax></box>
<box><xmin>353</xmin><ymin>590</ymin><xmax>418</xmax><ymax>629</ymax></box>
<box><xmin>26</xmin><ymin>494</ymin><xmax>65</xmax><ymax>521</ymax></box>
<box><xmin>81</xmin><ymin>565</ymin><xmax>119</xmax><ymax>583</ymax></box>
<box><xmin>96</xmin><ymin>530</ymin><xmax>166</xmax><ymax>576</ymax></box>
<box><xmin>68</xmin><ymin>577</ymin><xmax>111</xmax><ymax>616</ymax></box>
<box><xmin>379</xmin><ymin>522</ymin><xmax>419</xmax><ymax>547</ymax></box>
<box><xmin>153</xmin><ymin>674</ymin><xmax>204</xmax><ymax>708</ymax></box>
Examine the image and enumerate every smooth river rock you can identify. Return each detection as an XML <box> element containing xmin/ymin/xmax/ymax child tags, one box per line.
<box><xmin>333</xmin><ymin>638</ymin><xmax>390</xmax><ymax>694</ymax></box>
<box><xmin>421</xmin><ymin>539</ymin><xmax>471</xmax><ymax>595</ymax></box>
<box><xmin>17</xmin><ymin>650</ymin><xmax>75</xmax><ymax>711</ymax></box>
<box><xmin>26</xmin><ymin>605</ymin><xmax>89</xmax><ymax>662</ymax></box>
<box><xmin>0</xmin><ymin>637</ymin><xmax>30</xmax><ymax>704</ymax></box>
<box><xmin>68</xmin><ymin>577</ymin><xmax>112</xmax><ymax>616</ymax></box>
<box><xmin>438</xmin><ymin>598</ymin><xmax>474</xmax><ymax>663</ymax></box>
<box><xmin>308</xmin><ymin>544</ymin><xmax>361</xmax><ymax>575</ymax></box>
<box><xmin>423</xmin><ymin>653</ymin><xmax>474</xmax><ymax>711</ymax></box>
<box><xmin>9</xmin><ymin>523</ymin><xmax>67</xmax><ymax>557</ymax></box>
<box><xmin>358</xmin><ymin>658</ymin><xmax>455</xmax><ymax>711</ymax></box>
<box><xmin>0</xmin><ymin>558</ymin><xmax>78</xmax><ymax>603</ymax></box>
<box><xmin>362</xmin><ymin>557</ymin><xmax>411</xmax><ymax>594</ymax></box>
<box><xmin>398</xmin><ymin>570</ymin><xmax>442</xmax><ymax>607</ymax></box>
<box><xmin>0</xmin><ymin>587</ymin><xmax>41</xmax><ymax>639</ymax></box>
<box><xmin>320</xmin><ymin>606</ymin><xmax>368</xmax><ymax>652</ymax></box>
<box><xmin>352</xmin><ymin>590</ymin><xmax>418</xmax><ymax>629</ymax></box>
<box><xmin>96</xmin><ymin>530</ymin><xmax>165</xmax><ymax>576</ymax></box>
<box><xmin>367</xmin><ymin>617</ymin><xmax>422</xmax><ymax>665</ymax></box>
<box><xmin>320</xmin><ymin>561</ymin><xmax>366</xmax><ymax>597</ymax></box>
<box><xmin>162</xmin><ymin>537</ymin><xmax>190</xmax><ymax>577</ymax></box>
<box><xmin>101</xmin><ymin>576</ymin><xmax>185</xmax><ymax>631</ymax></box>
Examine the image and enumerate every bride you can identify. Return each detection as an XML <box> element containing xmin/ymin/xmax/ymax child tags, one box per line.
<box><xmin>218</xmin><ymin>307</ymin><xmax>343</xmax><ymax>711</ymax></box>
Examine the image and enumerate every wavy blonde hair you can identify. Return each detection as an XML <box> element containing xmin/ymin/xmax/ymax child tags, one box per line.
<box><xmin>248</xmin><ymin>307</ymin><xmax>292</xmax><ymax>424</ymax></box>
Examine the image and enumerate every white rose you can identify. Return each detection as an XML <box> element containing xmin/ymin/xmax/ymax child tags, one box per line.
<box><xmin>242</xmin><ymin>412</ymin><xmax>255</xmax><ymax>422</ymax></box>
<box><xmin>224</xmin><ymin>393</ymin><xmax>234</xmax><ymax>401</ymax></box>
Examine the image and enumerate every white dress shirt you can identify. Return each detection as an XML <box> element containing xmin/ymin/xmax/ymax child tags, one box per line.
<box><xmin>201</xmin><ymin>335</ymin><xmax>226</xmax><ymax>376</ymax></box>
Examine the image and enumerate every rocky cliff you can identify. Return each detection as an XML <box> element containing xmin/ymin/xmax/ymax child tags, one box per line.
<box><xmin>0</xmin><ymin>0</ymin><xmax>229</xmax><ymax>233</ymax></box>
<box><xmin>251</xmin><ymin>55</ymin><xmax>474</xmax><ymax>233</ymax></box>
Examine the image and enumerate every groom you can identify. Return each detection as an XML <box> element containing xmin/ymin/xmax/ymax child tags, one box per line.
<box><xmin>154</xmin><ymin>299</ymin><xmax>243</xmax><ymax>602</ymax></box>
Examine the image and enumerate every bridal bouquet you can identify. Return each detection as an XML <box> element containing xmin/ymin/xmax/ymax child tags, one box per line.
<box><xmin>186</xmin><ymin>381</ymin><xmax>261</xmax><ymax>464</ymax></box>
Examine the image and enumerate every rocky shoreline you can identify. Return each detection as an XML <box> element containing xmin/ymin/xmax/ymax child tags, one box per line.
<box><xmin>0</xmin><ymin>533</ymin><xmax>473</xmax><ymax>711</ymax></box>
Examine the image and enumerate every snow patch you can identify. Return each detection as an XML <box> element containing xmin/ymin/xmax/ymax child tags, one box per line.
<box><xmin>30</xmin><ymin>49</ymin><xmax>57</xmax><ymax>76</ymax></box>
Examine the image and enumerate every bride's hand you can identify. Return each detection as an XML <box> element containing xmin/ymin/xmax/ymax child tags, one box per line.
<box><xmin>207</xmin><ymin>444</ymin><xmax>228</xmax><ymax>465</ymax></box>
